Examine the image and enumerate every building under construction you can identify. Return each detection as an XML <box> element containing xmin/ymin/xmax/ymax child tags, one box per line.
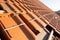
<box><xmin>0</xmin><ymin>0</ymin><xmax>60</xmax><ymax>40</ymax></box>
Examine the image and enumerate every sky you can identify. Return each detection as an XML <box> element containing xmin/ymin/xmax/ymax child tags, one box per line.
<box><xmin>40</xmin><ymin>0</ymin><xmax>60</xmax><ymax>11</ymax></box>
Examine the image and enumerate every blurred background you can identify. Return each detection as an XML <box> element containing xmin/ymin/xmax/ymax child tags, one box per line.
<box><xmin>40</xmin><ymin>0</ymin><xmax>60</xmax><ymax>15</ymax></box>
